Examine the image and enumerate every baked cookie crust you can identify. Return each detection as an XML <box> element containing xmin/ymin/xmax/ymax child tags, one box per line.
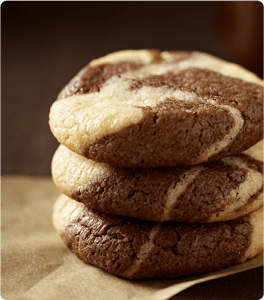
<box><xmin>52</xmin><ymin>141</ymin><xmax>263</xmax><ymax>223</ymax></box>
<box><xmin>52</xmin><ymin>194</ymin><xmax>263</xmax><ymax>279</ymax></box>
<box><xmin>49</xmin><ymin>50</ymin><xmax>263</xmax><ymax>167</ymax></box>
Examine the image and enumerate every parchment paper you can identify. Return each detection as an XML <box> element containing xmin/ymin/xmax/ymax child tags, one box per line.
<box><xmin>1</xmin><ymin>177</ymin><xmax>263</xmax><ymax>300</ymax></box>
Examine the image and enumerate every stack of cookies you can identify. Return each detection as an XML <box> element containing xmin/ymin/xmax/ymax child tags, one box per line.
<box><xmin>49</xmin><ymin>50</ymin><xmax>263</xmax><ymax>279</ymax></box>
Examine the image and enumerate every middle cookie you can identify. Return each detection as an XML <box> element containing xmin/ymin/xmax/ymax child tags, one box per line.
<box><xmin>52</xmin><ymin>141</ymin><xmax>263</xmax><ymax>223</ymax></box>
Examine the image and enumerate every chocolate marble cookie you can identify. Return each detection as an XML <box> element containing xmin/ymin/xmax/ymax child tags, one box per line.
<box><xmin>52</xmin><ymin>194</ymin><xmax>263</xmax><ymax>279</ymax></box>
<box><xmin>49</xmin><ymin>50</ymin><xmax>263</xmax><ymax>167</ymax></box>
<box><xmin>51</xmin><ymin>141</ymin><xmax>263</xmax><ymax>223</ymax></box>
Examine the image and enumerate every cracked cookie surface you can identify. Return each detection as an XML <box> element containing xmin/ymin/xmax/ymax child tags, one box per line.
<box><xmin>52</xmin><ymin>141</ymin><xmax>263</xmax><ymax>222</ymax></box>
<box><xmin>52</xmin><ymin>194</ymin><xmax>263</xmax><ymax>279</ymax></box>
<box><xmin>49</xmin><ymin>50</ymin><xmax>263</xmax><ymax>167</ymax></box>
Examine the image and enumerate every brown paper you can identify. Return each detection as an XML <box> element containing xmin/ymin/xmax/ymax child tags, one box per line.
<box><xmin>1</xmin><ymin>177</ymin><xmax>263</xmax><ymax>300</ymax></box>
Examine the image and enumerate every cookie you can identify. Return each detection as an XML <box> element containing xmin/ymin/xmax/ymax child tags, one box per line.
<box><xmin>52</xmin><ymin>194</ymin><xmax>263</xmax><ymax>279</ymax></box>
<box><xmin>49</xmin><ymin>50</ymin><xmax>263</xmax><ymax>168</ymax></box>
<box><xmin>51</xmin><ymin>141</ymin><xmax>263</xmax><ymax>223</ymax></box>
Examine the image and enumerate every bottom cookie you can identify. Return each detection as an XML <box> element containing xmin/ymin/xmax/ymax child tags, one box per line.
<box><xmin>52</xmin><ymin>194</ymin><xmax>263</xmax><ymax>279</ymax></box>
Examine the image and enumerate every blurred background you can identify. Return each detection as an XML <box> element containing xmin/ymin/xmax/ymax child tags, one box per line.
<box><xmin>2</xmin><ymin>1</ymin><xmax>263</xmax><ymax>176</ymax></box>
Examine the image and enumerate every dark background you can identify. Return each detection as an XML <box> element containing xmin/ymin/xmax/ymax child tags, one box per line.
<box><xmin>2</xmin><ymin>1</ymin><xmax>263</xmax><ymax>176</ymax></box>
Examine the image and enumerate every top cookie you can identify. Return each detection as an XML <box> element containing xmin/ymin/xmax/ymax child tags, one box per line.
<box><xmin>49</xmin><ymin>50</ymin><xmax>263</xmax><ymax>168</ymax></box>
